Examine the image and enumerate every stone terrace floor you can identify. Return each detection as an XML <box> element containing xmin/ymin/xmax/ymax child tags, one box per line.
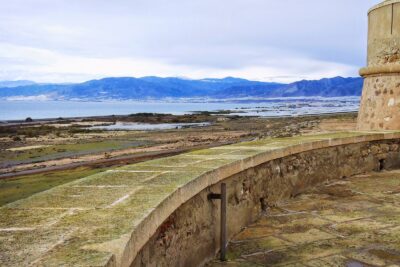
<box><xmin>208</xmin><ymin>170</ymin><xmax>400</xmax><ymax>267</ymax></box>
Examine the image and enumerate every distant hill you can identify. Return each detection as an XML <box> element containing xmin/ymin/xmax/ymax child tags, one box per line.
<box><xmin>275</xmin><ymin>77</ymin><xmax>363</xmax><ymax>97</ymax></box>
<box><xmin>0</xmin><ymin>76</ymin><xmax>363</xmax><ymax>100</ymax></box>
<box><xmin>0</xmin><ymin>80</ymin><xmax>36</xmax><ymax>88</ymax></box>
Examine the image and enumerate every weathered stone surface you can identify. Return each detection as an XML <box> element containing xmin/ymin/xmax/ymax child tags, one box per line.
<box><xmin>208</xmin><ymin>170</ymin><xmax>400</xmax><ymax>267</ymax></box>
<box><xmin>133</xmin><ymin>133</ymin><xmax>400</xmax><ymax>267</ymax></box>
<box><xmin>358</xmin><ymin>75</ymin><xmax>400</xmax><ymax>130</ymax></box>
<box><xmin>358</xmin><ymin>0</ymin><xmax>400</xmax><ymax>130</ymax></box>
<box><xmin>1</xmin><ymin>132</ymin><xmax>400</xmax><ymax>266</ymax></box>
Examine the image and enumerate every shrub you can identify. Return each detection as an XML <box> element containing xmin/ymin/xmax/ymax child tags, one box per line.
<box><xmin>12</xmin><ymin>136</ymin><xmax>22</xmax><ymax>141</ymax></box>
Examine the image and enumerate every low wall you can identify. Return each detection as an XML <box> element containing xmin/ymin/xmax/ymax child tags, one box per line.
<box><xmin>2</xmin><ymin>132</ymin><xmax>400</xmax><ymax>267</ymax></box>
<box><xmin>131</xmin><ymin>135</ymin><xmax>400</xmax><ymax>267</ymax></box>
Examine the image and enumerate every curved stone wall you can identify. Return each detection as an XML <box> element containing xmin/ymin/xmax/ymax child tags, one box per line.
<box><xmin>131</xmin><ymin>134</ymin><xmax>400</xmax><ymax>267</ymax></box>
<box><xmin>367</xmin><ymin>0</ymin><xmax>400</xmax><ymax>67</ymax></box>
<box><xmin>357</xmin><ymin>75</ymin><xmax>400</xmax><ymax>130</ymax></box>
<box><xmin>357</xmin><ymin>0</ymin><xmax>400</xmax><ymax>130</ymax></box>
<box><xmin>1</xmin><ymin>132</ymin><xmax>400</xmax><ymax>267</ymax></box>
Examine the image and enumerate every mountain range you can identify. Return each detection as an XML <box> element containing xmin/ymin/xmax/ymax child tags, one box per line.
<box><xmin>0</xmin><ymin>76</ymin><xmax>363</xmax><ymax>100</ymax></box>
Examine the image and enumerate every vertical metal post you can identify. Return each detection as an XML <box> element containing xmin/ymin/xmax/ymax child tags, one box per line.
<box><xmin>208</xmin><ymin>183</ymin><xmax>227</xmax><ymax>262</ymax></box>
<box><xmin>220</xmin><ymin>183</ymin><xmax>227</xmax><ymax>261</ymax></box>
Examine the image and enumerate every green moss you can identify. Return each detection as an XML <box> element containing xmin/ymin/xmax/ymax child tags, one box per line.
<box><xmin>0</xmin><ymin>208</ymin><xmax>67</xmax><ymax>228</ymax></box>
<box><xmin>142</xmin><ymin>170</ymin><xmax>207</xmax><ymax>187</ymax></box>
<box><xmin>72</xmin><ymin>171</ymin><xmax>156</xmax><ymax>187</ymax></box>
<box><xmin>8</xmin><ymin>185</ymin><xmax>134</xmax><ymax>209</ymax></box>
<box><xmin>2</xmin><ymin>131</ymin><xmax>400</xmax><ymax>266</ymax></box>
<box><xmin>188</xmin><ymin>148</ymin><xmax>237</xmax><ymax>156</ymax></box>
<box><xmin>227</xmin><ymin>236</ymin><xmax>288</xmax><ymax>260</ymax></box>
<box><xmin>0</xmin><ymin>228</ymin><xmax>71</xmax><ymax>266</ymax></box>
<box><xmin>0</xmin><ymin>167</ymin><xmax>107</xmax><ymax>206</ymax></box>
<box><xmin>138</xmin><ymin>155</ymin><xmax>206</xmax><ymax>167</ymax></box>
<box><xmin>33</xmin><ymin>236</ymin><xmax>113</xmax><ymax>267</ymax></box>
<box><xmin>186</xmin><ymin>158</ymin><xmax>238</xmax><ymax>169</ymax></box>
<box><xmin>117</xmin><ymin>164</ymin><xmax>183</xmax><ymax>172</ymax></box>
<box><xmin>233</xmin><ymin>132</ymin><xmax>370</xmax><ymax>149</ymax></box>
<box><xmin>307</xmin><ymin>255</ymin><xmax>349</xmax><ymax>267</ymax></box>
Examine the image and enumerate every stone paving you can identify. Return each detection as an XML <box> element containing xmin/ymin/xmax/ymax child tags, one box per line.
<box><xmin>208</xmin><ymin>170</ymin><xmax>400</xmax><ymax>267</ymax></box>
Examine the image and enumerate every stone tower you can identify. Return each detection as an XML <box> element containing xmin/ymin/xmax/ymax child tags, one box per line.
<box><xmin>357</xmin><ymin>0</ymin><xmax>400</xmax><ymax>130</ymax></box>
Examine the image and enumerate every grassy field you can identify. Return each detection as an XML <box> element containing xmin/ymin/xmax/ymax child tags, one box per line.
<box><xmin>0</xmin><ymin>139</ymin><xmax>154</xmax><ymax>166</ymax></box>
<box><xmin>0</xmin><ymin>166</ymin><xmax>107</xmax><ymax>206</ymax></box>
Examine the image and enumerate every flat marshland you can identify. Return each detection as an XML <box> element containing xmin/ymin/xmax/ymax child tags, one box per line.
<box><xmin>0</xmin><ymin>112</ymin><xmax>357</xmax><ymax>206</ymax></box>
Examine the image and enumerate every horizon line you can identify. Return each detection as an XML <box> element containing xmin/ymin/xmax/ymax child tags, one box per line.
<box><xmin>1</xmin><ymin>75</ymin><xmax>362</xmax><ymax>85</ymax></box>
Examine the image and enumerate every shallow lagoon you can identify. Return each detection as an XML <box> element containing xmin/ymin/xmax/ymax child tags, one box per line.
<box><xmin>89</xmin><ymin>121</ymin><xmax>211</xmax><ymax>131</ymax></box>
<box><xmin>0</xmin><ymin>97</ymin><xmax>360</xmax><ymax>121</ymax></box>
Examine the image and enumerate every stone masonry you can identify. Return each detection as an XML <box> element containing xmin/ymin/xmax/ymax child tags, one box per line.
<box><xmin>358</xmin><ymin>0</ymin><xmax>400</xmax><ymax>130</ymax></box>
<box><xmin>207</xmin><ymin>170</ymin><xmax>400</xmax><ymax>267</ymax></box>
<box><xmin>1</xmin><ymin>132</ymin><xmax>400</xmax><ymax>267</ymax></box>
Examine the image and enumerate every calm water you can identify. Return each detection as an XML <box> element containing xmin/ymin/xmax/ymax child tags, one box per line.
<box><xmin>0</xmin><ymin>97</ymin><xmax>360</xmax><ymax>121</ymax></box>
<box><xmin>89</xmin><ymin>122</ymin><xmax>211</xmax><ymax>131</ymax></box>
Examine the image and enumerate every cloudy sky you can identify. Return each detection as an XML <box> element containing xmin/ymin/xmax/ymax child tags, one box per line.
<box><xmin>0</xmin><ymin>0</ymin><xmax>380</xmax><ymax>83</ymax></box>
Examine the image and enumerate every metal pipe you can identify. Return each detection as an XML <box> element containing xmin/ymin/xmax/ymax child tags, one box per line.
<box><xmin>208</xmin><ymin>183</ymin><xmax>227</xmax><ymax>261</ymax></box>
<box><xmin>220</xmin><ymin>183</ymin><xmax>227</xmax><ymax>261</ymax></box>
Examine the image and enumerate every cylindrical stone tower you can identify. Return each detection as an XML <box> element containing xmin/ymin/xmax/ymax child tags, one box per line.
<box><xmin>357</xmin><ymin>0</ymin><xmax>400</xmax><ymax>130</ymax></box>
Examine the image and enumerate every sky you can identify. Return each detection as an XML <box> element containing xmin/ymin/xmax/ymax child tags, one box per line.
<box><xmin>0</xmin><ymin>0</ymin><xmax>381</xmax><ymax>83</ymax></box>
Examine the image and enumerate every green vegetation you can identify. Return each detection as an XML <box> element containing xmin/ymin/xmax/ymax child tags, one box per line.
<box><xmin>124</xmin><ymin>112</ymin><xmax>215</xmax><ymax>123</ymax></box>
<box><xmin>0</xmin><ymin>139</ymin><xmax>153</xmax><ymax>165</ymax></box>
<box><xmin>0</xmin><ymin>124</ymin><xmax>96</xmax><ymax>139</ymax></box>
<box><xmin>0</xmin><ymin>166</ymin><xmax>107</xmax><ymax>206</ymax></box>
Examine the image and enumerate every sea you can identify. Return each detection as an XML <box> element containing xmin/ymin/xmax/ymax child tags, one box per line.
<box><xmin>0</xmin><ymin>97</ymin><xmax>360</xmax><ymax>121</ymax></box>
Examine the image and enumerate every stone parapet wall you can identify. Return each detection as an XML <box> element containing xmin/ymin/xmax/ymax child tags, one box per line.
<box><xmin>132</xmin><ymin>136</ymin><xmax>400</xmax><ymax>267</ymax></box>
<box><xmin>1</xmin><ymin>132</ymin><xmax>400</xmax><ymax>267</ymax></box>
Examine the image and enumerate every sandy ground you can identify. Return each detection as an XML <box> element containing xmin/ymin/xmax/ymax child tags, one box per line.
<box><xmin>6</xmin><ymin>145</ymin><xmax>51</xmax><ymax>152</ymax></box>
<box><xmin>317</xmin><ymin>118</ymin><xmax>357</xmax><ymax>131</ymax></box>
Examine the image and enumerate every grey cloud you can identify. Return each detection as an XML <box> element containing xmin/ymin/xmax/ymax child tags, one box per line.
<box><xmin>0</xmin><ymin>0</ymin><xmax>381</xmax><ymax>81</ymax></box>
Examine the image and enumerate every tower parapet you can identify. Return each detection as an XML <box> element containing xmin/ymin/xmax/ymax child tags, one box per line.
<box><xmin>357</xmin><ymin>0</ymin><xmax>400</xmax><ymax>130</ymax></box>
